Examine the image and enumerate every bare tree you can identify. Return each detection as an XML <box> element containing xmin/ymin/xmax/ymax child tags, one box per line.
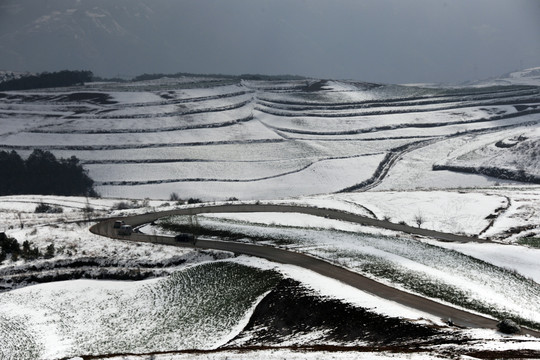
<box><xmin>16</xmin><ymin>212</ymin><xmax>24</xmax><ymax>229</ymax></box>
<box><xmin>414</xmin><ymin>213</ymin><xmax>425</xmax><ymax>228</ymax></box>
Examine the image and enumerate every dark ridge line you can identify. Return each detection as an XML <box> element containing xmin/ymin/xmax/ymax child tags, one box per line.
<box><xmin>83</xmin><ymin>156</ymin><xmax>327</xmax><ymax>165</ymax></box>
<box><xmin>255</xmin><ymin>96</ymin><xmax>540</xmax><ymax>118</ymax></box>
<box><xmin>58</xmin><ymin>343</ymin><xmax>454</xmax><ymax>360</ymax></box>
<box><xmin>258</xmin><ymin>108</ymin><xmax>540</xmax><ymax>136</ymax></box>
<box><xmin>0</xmin><ymin>138</ymin><xmax>286</xmax><ymax>151</ymax></box>
<box><xmin>95</xmin><ymin>153</ymin><xmax>384</xmax><ymax>186</ymax></box>
<box><xmin>293</xmin><ymin>135</ymin><xmax>435</xmax><ymax>141</ymax></box>
<box><xmin>27</xmin><ymin>115</ymin><xmax>255</xmax><ymax>134</ymax></box>
<box><xmin>0</xmin><ymin>111</ymin><xmax>63</xmax><ymax>118</ymax></box>
<box><xmin>256</xmin><ymin>86</ymin><xmax>539</xmax><ymax>107</ymax></box>
<box><xmin>91</xmin><ymin>98</ymin><xmax>252</xmax><ymax>119</ymax></box>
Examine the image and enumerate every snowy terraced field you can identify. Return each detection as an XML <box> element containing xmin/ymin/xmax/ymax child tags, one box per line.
<box><xmin>1</xmin><ymin>74</ymin><xmax>539</xmax><ymax>199</ymax></box>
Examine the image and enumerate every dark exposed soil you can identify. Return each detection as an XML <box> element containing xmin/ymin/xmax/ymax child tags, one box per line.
<box><xmin>0</xmin><ymin>92</ymin><xmax>117</xmax><ymax>105</ymax></box>
<box><xmin>302</xmin><ymin>80</ymin><xmax>328</xmax><ymax>92</ymax></box>
<box><xmin>465</xmin><ymin>349</ymin><xmax>540</xmax><ymax>359</ymax></box>
<box><xmin>53</xmin><ymin>92</ymin><xmax>117</xmax><ymax>105</ymax></box>
<box><xmin>226</xmin><ymin>278</ymin><xmax>445</xmax><ymax>347</ymax></box>
<box><xmin>433</xmin><ymin>164</ymin><xmax>540</xmax><ymax>184</ymax></box>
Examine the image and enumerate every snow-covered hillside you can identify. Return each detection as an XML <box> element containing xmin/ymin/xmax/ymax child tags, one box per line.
<box><xmin>435</xmin><ymin>128</ymin><xmax>540</xmax><ymax>183</ymax></box>
<box><xmin>1</xmin><ymin>195</ymin><xmax>540</xmax><ymax>359</ymax></box>
<box><xmin>471</xmin><ymin>67</ymin><xmax>540</xmax><ymax>87</ymax></box>
<box><xmin>1</xmin><ymin>74</ymin><xmax>540</xmax><ymax>358</ymax></box>
<box><xmin>0</xmin><ymin>75</ymin><xmax>539</xmax><ymax>200</ymax></box>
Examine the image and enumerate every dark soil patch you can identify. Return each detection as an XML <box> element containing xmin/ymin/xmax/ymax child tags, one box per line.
<box><xmin>465</xmin><ymin>349</ymin><xmax>540</xmax><ymax>359</ymax></box>
<box><xmin>302</xmin><ymin>80</ymin><xmax>328</xmax><ymax>92</ymax></box>
<box><xmin>53</xmin><ymin>92</ymin><xmax>117</xmax><ymax>105</ymax></box>
<box><xmin>432</xmin><ymin>164</ymin><xmax>540</xmax><ymax>184</ymax></box>
<box><xmin>226</xmin><ymin>278</ymin><xmax>444</xmax><ymax>347</ymax></box>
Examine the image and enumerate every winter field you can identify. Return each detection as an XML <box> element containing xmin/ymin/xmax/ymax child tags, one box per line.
<box><xmin>0</xmin><ymin>69</ymin><xmax>540</xmax><ymax>359</ymax></box>
<box><xmin>1</xmin><ymin>69</ymin><xmax>540</xmax><ymax>199</ymax></box>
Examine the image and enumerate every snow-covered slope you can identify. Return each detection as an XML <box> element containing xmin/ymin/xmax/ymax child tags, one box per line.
<box><xmin>1</xmin><ymin>75</ymin><xmax>539</xmax><ymax>199</ymax></box>
<box><xmin>435</xmin><ymin>127</ymin><xmax>540</xmax><ymax>183</ymax></box>
<box><xmin>471</xmin><ymin>67</ymin><xmax>540</xmax><ymax>87</ymax></box>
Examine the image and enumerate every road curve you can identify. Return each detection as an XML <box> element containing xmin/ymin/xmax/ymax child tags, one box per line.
<box><xmin>90</xmin><ymin>203</ymin><xmax>539</xmax><ymax>337</ymax></box>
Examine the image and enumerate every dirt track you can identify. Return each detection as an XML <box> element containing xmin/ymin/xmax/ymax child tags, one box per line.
<box><xmin>90</xmin><ymin>203</ymin><xmax>540</xmax><ymax>337</ymax></box>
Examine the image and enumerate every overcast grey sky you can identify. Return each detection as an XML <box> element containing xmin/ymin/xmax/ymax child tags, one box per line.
<box><xmin>1</xmin><ymin>0</ymin><xmax>539</xmax><ymax>83</ymax></box>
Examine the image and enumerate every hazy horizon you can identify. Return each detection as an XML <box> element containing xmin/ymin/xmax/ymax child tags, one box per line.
<box><xmin>0</xmin><ymin>0</ymin><xmax>539</xmax><ymax>84</ymax></box>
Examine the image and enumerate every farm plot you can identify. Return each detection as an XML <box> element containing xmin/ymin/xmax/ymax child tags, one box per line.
<box><xmin>1</xmin><ymin>77</ymin><xmax>539</xmax><ymax>202</ymax></box>
<box><xmin>369</xmin><ymin>126</ymin><xmax>539</xmax><ymax>191</ymax></box>
<box><xmin>271</xmin><ymin>112</ymin><xmax>540</xmax><ymax>141</ymax></box>
<box><xmin>28</xmin><ymin>106</ymin><xmax>254</xmax><ymax>134</ymax></box>
<box><xmin>88</xmin><ymin>158</ymin><xmax>316</xmax><ymax>184</ymax></box>
<box><xmin>256</xmin><ymin>106</ymin><xmax>518</xmax><ymax>135</ymax></box>
<box><xmin>100</xmin><ymin>93</ymin><xmax>252</xmax><ymax>118</ymax></box>
<box><xmin>326</xmin><ymin>190</ymin><xmax>508</xmax><ymax>236</ymax></box>
<box><xmin>481</xmin><ymin>188</ymin><xmax>540</xmax><ymax>241</ymax></box>
<box><xmin>21</xmin><ymin>141</ymin><xmax>325</xmax><ymax>163</ymax></box>
<box><xmin>96</xmin><ymin>154</ymin><xmax>386</xmax><ymax>199</ymax></box>
<box><xmin>437</xmin><ymin>126</ymin><xmax>540</xmax><ymax>182</ymax></box>
<box><xmin>0</xmin><ymin>120</ymin><xmax>282</xmax><ymax>150</ymax></box>
<box><xmin>159</xmin><ymin>214</ymin><xmax>540</xmax><ymax>330</ymax></box>
<box><xmin>0</xmin><ymin>262</ymin><xmax>281</xmax><ymax>360</ymax></box>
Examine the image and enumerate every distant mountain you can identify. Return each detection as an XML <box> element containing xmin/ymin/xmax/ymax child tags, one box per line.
<box><xmin>467</xmin><ymin>67</ymin><xmax>540</xmax><ymax>87</ymax></box>
<box><xmin>0</xmin><ymin>70</ymin><xmax>33</xmax><ymax>83</ymax></box>
<box><xmin>0</xmin><ymin>0</ymin><xmax>177</xmax><ymax>77</ymax></box>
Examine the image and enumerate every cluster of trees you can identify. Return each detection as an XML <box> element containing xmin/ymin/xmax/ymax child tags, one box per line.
<box><xmin>0</xmin><ymin>149</ymin><xmax>97</xmax><ymax>197</ymax></box>
<box><xmin>133</xmin><ymin>72</ymin><xmax>305</xmax><ymax>82</ymax></box>
<box><xmin>0</xmin><ymin>233</ymin><xmax>54</xmax><ymax>263</ymax></box>
<box><xmin>0</xmin><ymin>70</ymin><xmax>93</xmax><ymax>91</ymax></box>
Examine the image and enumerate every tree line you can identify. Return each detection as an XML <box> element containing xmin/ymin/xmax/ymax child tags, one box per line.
<box><xmin>133</xmin><ymin>72</ymin><xmax>305</xmax><ymax>82</ymax></box>
<box><xmin>0</xmin><ymin>70</ymin><xmax>93</xmax><ymax>91</ymax></box>
<box><xmin>0</xmin><ymin>149</ymin><xmax>97</xmax><ymax>197</ymax></box>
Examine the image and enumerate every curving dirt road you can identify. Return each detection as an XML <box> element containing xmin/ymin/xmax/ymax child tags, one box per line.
<box><xmin>90</xmin><ymin>203</ymin><xmax>539</xmax><ymax>337</ymax></box>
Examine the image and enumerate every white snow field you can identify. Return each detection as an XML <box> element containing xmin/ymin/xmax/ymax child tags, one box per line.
<box><xmin>1</xmin><ymin>73</ymin><xmax>539</xmax><ymax>199</ymax></box>
<box><xmin>1</xmin><ymin>71</ymin><xmax>540</xmax><ymax>359</ymax></box>
<box><xmin>1</xmin><ymin>194</ymin><xmax>540</xmax><ymax>359</ymax></box>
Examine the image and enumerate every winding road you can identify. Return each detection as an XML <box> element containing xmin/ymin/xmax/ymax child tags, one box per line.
<box><xmin>90</xmin><ymin>203</ymin><xmax>540</xmax><ymax>337</ymax></box>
